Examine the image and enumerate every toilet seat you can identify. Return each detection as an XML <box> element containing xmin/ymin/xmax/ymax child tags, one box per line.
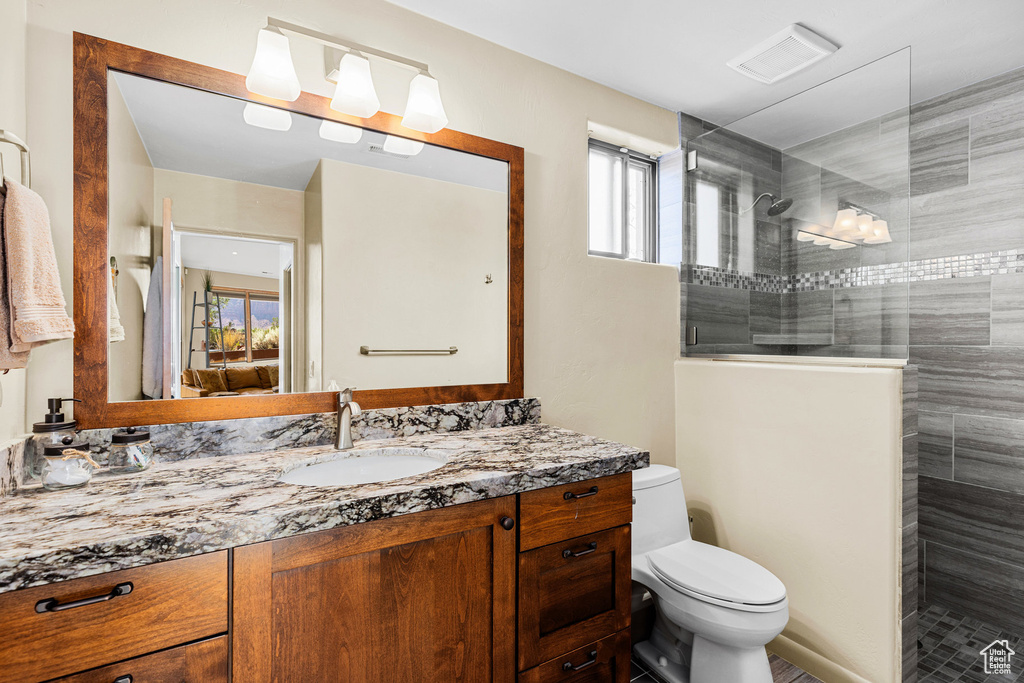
<box><xmin>646</xmin><ymin>540</ymin><xmax>787</xmax><ymax>614</ymax></box>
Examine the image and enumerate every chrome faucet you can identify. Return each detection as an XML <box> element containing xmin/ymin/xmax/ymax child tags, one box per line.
<box><xmin>335</xmin><ymin>387</ymin><xmax>361</xmax><ymax>450</ymax></box>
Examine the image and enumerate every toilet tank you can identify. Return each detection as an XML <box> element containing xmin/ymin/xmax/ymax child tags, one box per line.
<box><xmin>632</xmin><ymin>465</ymin><xmax>691</xmax><ymax>556</ymax></box>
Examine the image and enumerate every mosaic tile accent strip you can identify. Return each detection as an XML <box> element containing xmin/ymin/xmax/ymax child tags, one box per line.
<box><xmin>683</xmin><ymin>250</ymin><xmax>1024</xmax><ymax>294</ymax></box>
<box><xmin>685</xmin><ymin>265</ymin><xmax>787</xmax><ymax>293</ymax></box>
<box><xmin>918</xmin><ymin>603</ymin><xmax>1024</xmax><ymax>682</ymax></box>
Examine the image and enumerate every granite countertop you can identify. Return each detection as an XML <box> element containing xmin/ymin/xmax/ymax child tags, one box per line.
<box><xmin>0</xmin><ymin>423</ymin><xmax>648</xmax><ymax>593</ymax></box>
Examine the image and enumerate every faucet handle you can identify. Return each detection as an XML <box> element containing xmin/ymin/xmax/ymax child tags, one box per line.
<box><xmin>338</xmin><ymin>387</ymin><xmax>357</xmax><ymax>402</ymax></box>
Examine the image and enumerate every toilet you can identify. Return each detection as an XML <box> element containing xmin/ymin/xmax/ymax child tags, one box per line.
<box><xmin>631</xmin><ymin>465</ymin><xmax>789</xmax><ymax>683</ymax></box>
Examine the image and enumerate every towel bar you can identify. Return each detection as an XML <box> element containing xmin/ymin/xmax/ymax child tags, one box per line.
<box><xmin>0</xmin><ymin>130</ymin><xmax>31</xmax><ymax>189</ymax></box>
<box><xmin>360</xmin><ymin>346</ymin><xmax>458</xmax><ymax>356</ymax></box>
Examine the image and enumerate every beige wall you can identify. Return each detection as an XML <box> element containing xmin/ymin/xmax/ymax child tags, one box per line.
<box><xmin>303</xmin><ymin>165</ymin><xmax>323</xmax><ymax>394</ymax></box>
<box><xmin>316</xmin><ymin>158</ymin><xmax>508</xmax><ymax>390</ymax></box>
<box><xmin>0</xmin><ymin>0</ymin><xmax>28</xmax><ymax>438</ymax></box>
<box><xmin>675</xmin><ymin>358</ymin><xmax>903</xmax><ymax>683</ymax></box>
<box><xmin>21</xmin><ymin>0</ymin><xmax>679</xmax><ymax>463</ymax></box>
<box><xmin>106</xmin><ymin>74</ymin><xmax>154</xmax><ymax>402</ymax></box>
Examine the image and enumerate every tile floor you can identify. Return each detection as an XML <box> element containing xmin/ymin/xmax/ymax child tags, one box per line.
<box><xmin>918</xmin><ymin>604</ymin><xmax>1024</xmax><ymax>682</ymax></box>
<box><xmin>630</xmin><ymin>653</ymin><xmax>822</xmax><ymax>682</ymax></box>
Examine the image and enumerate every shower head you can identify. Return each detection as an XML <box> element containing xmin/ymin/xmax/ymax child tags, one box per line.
<box><xmin>766</xmin><ymin>196</ymin><xmax>793</xmax><ymax>216</ymax></box>
<box><xmin>740</xmin><ymin>193</ymin><xmax>793</xmax><ymax>217</ymax></box>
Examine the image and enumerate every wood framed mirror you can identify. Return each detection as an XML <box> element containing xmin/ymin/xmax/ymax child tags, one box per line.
<box><xmin>73</xmin><ymin>33</ymin><xmax>524</xmax><ymax>430</ymax></box>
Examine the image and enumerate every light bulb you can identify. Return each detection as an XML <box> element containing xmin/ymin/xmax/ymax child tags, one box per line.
<box><xmin>383</xmin><ymin>135</ymin><xmax>425</xmax><ymax>156</ymax></box>
<box><xmin>245</xmin><ymin>27</ymin><xmax>301</xmax><ymax>102</ymax></box>
<box><xmin>401</xmin><ymin>73</ymin><xmax>448</xmax><ymax>134</ymax></box>
<box><xmin>243</xmin><ymin>102</ymin><xmax>292</xmax><ymax>131</ymax></box>
<box><xmin>319</xmin><ymin>120</ymin><xmax>363</xmax><ymax>144</ymax></box>
<box><xmin>330</xmin><ymin>52</ymin><xmax>380</xmax><ymax>119</ymax></box>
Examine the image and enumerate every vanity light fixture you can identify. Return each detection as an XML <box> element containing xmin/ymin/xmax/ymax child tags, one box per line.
<box><xmin>863</xmin><ymin>219</ymin><xmax>892</xmax><ymax>244</ymax></box>
<box><xmin>245</xmin><ymin>27</ymin><xmax>302</xmax><ymax>101</ymax></box>
<box><xmin>330</xmin><ymin>52</ymin><xmax>380</xmax><ymax>119</ymax></box>
<box><xmin>382</xmin><ymin>135</ymin><xmax>425</xmax><ymax>156</ymax></box>
<box><xmin>242</xmin><ymin>102</ymin><xmax>292</xmax><ymax>131</ymax></box>
<box><xmin>319</xmin><ymin>119</ymin><xmax>363</xmax><ymax>144</ymax></box>
<box><xmin>246</xmin><ymin>18</ymin><xmax>449</xmax><ymax>134</ymax></box>
<box><xmin>402</xmin><ymin>73</ymin><xmax>448</xmax><ymax>134</ymax></box>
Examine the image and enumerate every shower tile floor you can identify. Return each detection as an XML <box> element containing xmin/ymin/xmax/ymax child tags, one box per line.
<box><xmin>630</xmin><ymin>654</ymin><xmax>821</xmax><ymax>682</ymax></box>
<box><xmin>919</xmin><ymin>604</ymin><xmax>1024</xmax><ymax>682</ymax></box>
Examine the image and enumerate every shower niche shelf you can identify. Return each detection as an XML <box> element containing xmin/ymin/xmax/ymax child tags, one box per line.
<box><xmin>751</xmin><ymin>334</ymin><xmax>834</xmax><ymax>346</ymax></box>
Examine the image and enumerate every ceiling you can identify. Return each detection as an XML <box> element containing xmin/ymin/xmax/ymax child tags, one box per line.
<box><xmin>385</xmin><ymin>0</ymin><xmax>1024</xmax><ymax>127</ymax></box>
<box><xmin>179</xmin><ymin>232</ymin><xmax>289</xmax><ymax>279</ymax></box>
<box><xmin>112</xmin><ymin>72</ymin><xmax>508</xmax><ymax>192</ymax></box>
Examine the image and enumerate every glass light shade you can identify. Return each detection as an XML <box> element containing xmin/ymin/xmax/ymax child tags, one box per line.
<box><xmin>401</xmin><ymin>73</ymin><xmax>448</xmax><ymax>134</ymax></box>
<box><xmin>330</xmin><ymin>53</ymin><xmax>380</xmax><ymax>119</ymax></box>
<box><xmin>812</xmin><ymin>234</ymin><xmax>834</xmax><ymax>246</ymax></box>
<box><xmin>242</xmin><ymin>102</ymin><xmax>292</xmax><ymax>131</ymax></box>
<box><xmin>829</xmin><ymin>240</ymin><xmax>857</xmax><ymax>250</ymax></box>
<box><xmin>319</xmin><ymin>120</ymin><xmax>363</xmax><ymax>144</ymax></box>
<box><xmin>832</xmin><ymin>208</ymin><xmax>859</xmax><ymax>237</ymax></box>
<box><xmin>245</xmin><ymin>28</ymin><xmax>301</xmax><ymax>102</ymax></box>
<box><xmin>863</xmin><ymin>219</ymin><xmax>892</xmax><ymax>244</ymax></box>
<box><xmin>856</xmin><ymin>213</ymin><xmax>874</xmax><ymax>238</ymax></box>
<box><xmin>796</xmin><ymin>230</ymin><xmax>817</xmax><ymax>242</ymax></box>
<box><xmin>383</xmin><ymin>135</ymin><xmax>425</xmax><ymax>156</ymax></box>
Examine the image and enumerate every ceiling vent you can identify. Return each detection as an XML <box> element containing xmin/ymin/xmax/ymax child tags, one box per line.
<box><xmin>367</xmin><ymin>144</ymin><xmax>410</xmax><ymax>159</ymax></box>
<box><xmin>727</xmin><ymin>24</ymin><xmax>838</xmax><ymax>84</ymax></box>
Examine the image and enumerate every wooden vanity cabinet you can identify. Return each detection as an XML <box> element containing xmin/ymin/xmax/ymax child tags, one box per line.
<box><xmin>0</xmin><ymin>551</ymin><xmax>228</xmax><ymax>683</ymax></box>
<box><xmin>232</xmin><ymin>495</ymin><xmax>518</xmax><ymax>683</ymax></box>
<box><xmin>517</xmin><ymin>473</ymin><xmax>633</xmax><ymax>679</ymax></box>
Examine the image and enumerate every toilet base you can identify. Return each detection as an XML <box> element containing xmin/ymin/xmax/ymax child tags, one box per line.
<box><xmin>633</xmin><ymin>633</ymin><xmax>773</xmax><ymax>683</ymax></box>
<box><xmin>634</xmin><ymin>639</ymin><xmax>690</xmax><ymax>683</ymax></box>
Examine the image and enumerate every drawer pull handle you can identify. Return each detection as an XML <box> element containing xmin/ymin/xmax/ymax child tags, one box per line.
<box><xmin>113</xmin><ymin>676</ymin><xmax>133</xmax><ymax>683</ymax></box>
<box><xmin>563</xmin><ymin>486</ymin><xmax>598</xmax><ymax>501</ymax></box>
<box><xmin>562</xmin><ymin>650</ymin><xmax>598</xmax><ymax>672</ymax></box>
<box><xmin>562</xmin><ymin>542</ymin><xmax>598</xmax><ymax>559</ymax></box>
<box><xmin>35</xmin><ymin>582</ymin><xmax>134</xmax><ymax>613</ymax></box>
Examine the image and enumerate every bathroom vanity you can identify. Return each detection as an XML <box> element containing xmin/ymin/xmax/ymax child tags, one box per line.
<box><xmin>0</xmin><ymin>424</ymin><xmax>646</xmax><ymax>682</ymax></box>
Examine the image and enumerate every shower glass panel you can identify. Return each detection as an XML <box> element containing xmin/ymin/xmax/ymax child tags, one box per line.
<box><xmin>683</xmin><ymin>49</ymin><xmax>910</xmax><ymax>359</ymax></box>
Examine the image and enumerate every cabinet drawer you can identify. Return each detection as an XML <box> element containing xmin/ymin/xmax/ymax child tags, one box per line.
<box><xmin>518</xmin><ymin>526</ymin><xmax>631</xmax><ymax>671</ymax></box>
<box><xmin>1</xmin><ymin>551</ymin><xmax>228</xmax><ymax>683</ymax></box>
<box><xmin>519</xmin><ymin>473</ymin><xmax>632</xmax><ymax>551</ymax></box>
<box><xmin>519</xmin><ymin>630</ymin><xmax>631</xmax><ymax>683</ymax></box>
<box><xmin>49</xmin><ymin>635</ymin><xmax>228</xmax><ymax>682</ymax></box>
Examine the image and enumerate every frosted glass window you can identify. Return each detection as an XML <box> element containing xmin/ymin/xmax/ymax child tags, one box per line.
<box><xmin>588</xmin><ymin>140</ymin><xmax>657</xmax><ymax>261</ymax></box>
<box><xmin>695</xmin><ymin>181</ymin><xmax>720</xmax><ymax>267</ymax></box>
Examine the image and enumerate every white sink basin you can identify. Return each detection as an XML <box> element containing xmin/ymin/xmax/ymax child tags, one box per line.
<box><xmin>279</xmin><ymin>448</ymin><xmax>448</xmax><ymax>486</ymax></box>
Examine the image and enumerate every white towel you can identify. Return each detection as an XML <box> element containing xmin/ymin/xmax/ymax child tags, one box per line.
<box><xmin>108</xmin><ymin>270</ymin><xmax>124</xmax><ymax>343</ymax></box>
<box><xmin>0</xmin><ymin>190</ymin><xmax>30</xmax><ymax>369</ymax></box>
<box><xmin>142</xmin><ymin>256</ymin><xmax>162</xmax><ymax>399</ymax></box>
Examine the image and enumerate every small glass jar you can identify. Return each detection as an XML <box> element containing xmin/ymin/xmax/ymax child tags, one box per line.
<box><xmin>40</xmin><ymin>440</ymin><xmax>96</xmax><ymax>491</ymax></box>
<box><xmin>108</xmin><ymin>427</ymin><xmax>153</xmax><ymax>474</ymax></box>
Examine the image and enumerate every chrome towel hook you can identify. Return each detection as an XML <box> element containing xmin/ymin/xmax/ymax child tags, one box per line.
<box><xmin>0</xmin><ymin>129</ymin><xmax>31</xmax><ymax>191</ymax></box>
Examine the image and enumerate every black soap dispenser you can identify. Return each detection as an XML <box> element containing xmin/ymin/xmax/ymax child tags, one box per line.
<box><xmin>28</xmin><ymin>397</ymin><xmax>82</xmax><ymax>480</ymax></box>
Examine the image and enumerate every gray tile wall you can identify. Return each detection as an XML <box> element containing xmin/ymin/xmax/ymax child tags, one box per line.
<box><xmin>903</xmin><ymin>366</ymin><xmax>919</xmax><ymax>683</ymax></box>
<box><xmin>906</xmin><ymin>65</ymin><xmax>1024</xmax><ymax>634</ymax></box>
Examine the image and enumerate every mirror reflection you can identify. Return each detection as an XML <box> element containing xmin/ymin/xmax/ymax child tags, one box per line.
<box><xmin>106</xmin><ymin>72</ymin><xmax>510</xmax><ymax>402</ymax></box>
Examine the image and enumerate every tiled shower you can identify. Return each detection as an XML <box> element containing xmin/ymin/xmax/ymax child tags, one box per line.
<box><xmin>672</xmin><ymin>47</ymin><xmax>1024</xmax><ymax>680</ymax></box>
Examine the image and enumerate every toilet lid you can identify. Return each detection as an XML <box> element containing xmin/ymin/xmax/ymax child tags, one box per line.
<box><xmin>647</xmin><ymin>540</ymin><xmax>786</xmax><ymax>606</ymax></box>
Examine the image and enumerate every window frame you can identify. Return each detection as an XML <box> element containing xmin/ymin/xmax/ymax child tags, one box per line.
<box><xmin>208</xmin><ymin>286</ymin><xmax>280</xmax><ymax>364</ymax></box>
<box><xmin>587</xmin><ymin>138</ymin><xmax>659</xmax><ymax>262</ymax></box>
